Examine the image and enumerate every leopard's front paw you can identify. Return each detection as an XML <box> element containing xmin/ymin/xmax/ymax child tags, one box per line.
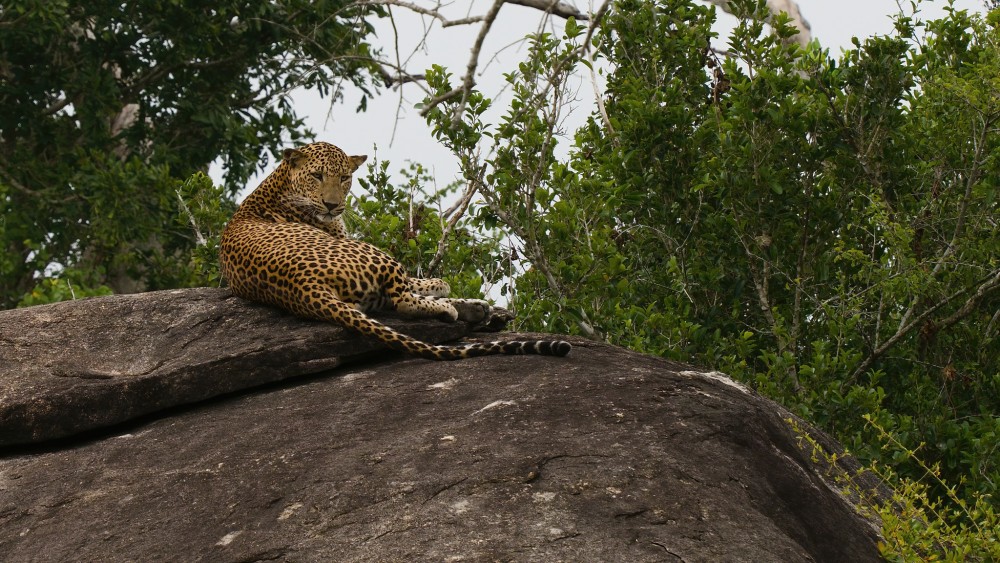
<box><xmin>451</xmin><ymin>299</ymin><xmax>491</xmax><ymax>324</ymax></box>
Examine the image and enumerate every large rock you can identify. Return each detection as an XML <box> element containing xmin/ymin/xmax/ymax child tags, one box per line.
<box><xmin>0</xmin><ymin>290</ymin><xmax>886</xmax><ymax>561</ymax></box>
<box><xmin>0</xmin><ymin>288</ymin><xmax>483</xmax><ymax>446</ymax></box>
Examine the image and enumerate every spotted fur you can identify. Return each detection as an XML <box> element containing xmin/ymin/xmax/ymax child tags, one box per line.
<box><xmin>219</xmin><ymin>141</ymin><xmax>571</xmax><ymax>360</ymax></box>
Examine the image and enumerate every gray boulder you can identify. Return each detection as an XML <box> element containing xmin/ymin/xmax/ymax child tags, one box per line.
<box><xmin>0</xmin><ymin>288</ymin><xmax>478</xmax><ymax>446</ymax></box>
<box><xmin>0</xmin><ymin>289</ymin><xmax>886</xmax><ymax>561</ymax></box>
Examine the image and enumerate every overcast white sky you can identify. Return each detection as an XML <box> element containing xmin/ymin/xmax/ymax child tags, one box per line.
<box><xmin>220</xmin><ymin>0</ymin><xmax>987</xmax><ymax>196</ymax></box>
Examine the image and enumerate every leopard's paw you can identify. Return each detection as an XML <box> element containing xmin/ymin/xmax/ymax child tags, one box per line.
<box><xmin>450</xmin><ymin>299</ymin><xmax>491</xmax><ymax>324</ymax></box>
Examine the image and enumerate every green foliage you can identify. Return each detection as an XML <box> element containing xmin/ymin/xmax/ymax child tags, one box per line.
<box><xmin>545</xmin><ymin>0</ymin><xmax>998</xmax><ymax>504</ymax></box>
<box><xmin>789</xmin><ymin>414</ymin><xmax>998</xmax><ymax>561</ymax></box>
<box><xmin>865</xmin><ymin>415</ymin><xmax>1000</xmax><ymax>561</ymax></box>
<box><xmin>17</xmin><ymin>272</ymin><xmax>113</xmax><ymax>307</ymax></box>
<box><xmin>172</xmin><ymin>172</ymin><xmax>235</xmax><ymax>288</ymax></box>
<box><xmin>347</xmin><ymin>156</ymin><xmax>504</xmax><ymax>300</ymax></box>
<box><xmin>0</xmin><ymin>0</ymin><xmax>382</xmax><ymax>308</ymax></box>
<box><xmin>416</xmin><ymin>0</ymin><xmax>999</xmax><ymax>549</ymax></box>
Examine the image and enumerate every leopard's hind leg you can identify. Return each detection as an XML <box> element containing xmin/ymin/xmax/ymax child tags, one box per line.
<box><xmin>399</xmin><ymin>281</ymin><xmax>490</xmax><ymax>324</ymax></box>
<box><xmin>391</xmin><ymin>289</ymin><xmax>461</xmax><ymax>322</ymax></box>
<box><xmin>384</xmin><ymin>282</ymin><xmax>486</xmax><ymax>325</ymax></box>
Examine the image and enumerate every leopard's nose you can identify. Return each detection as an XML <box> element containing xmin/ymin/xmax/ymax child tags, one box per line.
<box><xmin>323</xmin><ymin>201</ymin><xmax>339</xmax><ymax>213</ymax></box>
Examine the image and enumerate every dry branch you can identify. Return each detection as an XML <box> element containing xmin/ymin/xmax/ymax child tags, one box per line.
<box><xmin>846</xmin><ymin>267</ymin><xmax>1000</xmax><ymax>387</ymax></box>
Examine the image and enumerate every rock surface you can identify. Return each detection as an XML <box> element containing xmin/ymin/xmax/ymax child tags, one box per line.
<box><xmin>0</xmin><ymin>288</ymin><xmax>486</xmax><ymax>446</ymax></box>
<box><xmin>0</xmin><ymin>289</ymin><xmax>885</xmax><ymax>562</ymax></box>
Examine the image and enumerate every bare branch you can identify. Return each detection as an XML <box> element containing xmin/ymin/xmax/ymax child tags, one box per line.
<box><xmin>175</xmin><ymin>190</ymin><xmax>208</xmax><ymax>246</ymax></box>
<box><xmin>935</xmin><ymin>268</ymin><xmax>1000</xmax><ymax>333</ymax></box>
<box><xmin>42</xmin><ymin>96</ymin><xmax>74</xmax><ymax>116</ymax></box>
<box><xmin>356</xmin><ymin>1</ymin><xmax>488</xmax><ymax>27</ymax></box>
<box><xmin>506</xmin><ymin>0</ymin><xmax>588</xmax><ymax>20</ymax></box>
<box><xmin>419</xmin><ymin>86</ymin><xmax>464</xmax><ymax>115</ymax></box>
<box><xmin>0</xmin><ymin>166</ymin><xmax>39</xmax><ymax>196</ymax></box>
<box><xmin>378</xmin><ymin>66</ymin><xmax>426</xmax><ymax>88</ymax></box>
<box><xmin>846</xmin><ymin>268</ymin><xmax>1000</xmax><ymax>387</ymax></box>
<box><xmin>420</xmin><ymin>0</ymin><xmax>506</xmax><ymax>119</ymax></box>
<box><xmin>585</xmin><ymin>0</ymin><xmax>614</xmax><ymax>139</ymax></box>
<box><xmin>358</xmin><ymin>0</ymin><xmax>587</xmax><ymax>28</ymax></box>
<box><xmin>387</xmin><ymin>7</ymin><xmax>406</xmax><ymax>143</ymax></box>
<box><xmin>413</xmin><ymin>0</ymin><xmax>607</xmax><ymax>119</ymax></box>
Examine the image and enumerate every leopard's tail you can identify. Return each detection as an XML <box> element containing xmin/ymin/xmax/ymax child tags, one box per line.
<box><xmin>312</xmin><ymin>292</ymin><xmax>571</xmax><ymax>361</ymax></box>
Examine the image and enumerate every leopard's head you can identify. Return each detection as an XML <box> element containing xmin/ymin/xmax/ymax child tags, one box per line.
<box><xmin>280</xmin><ymin>142</ymin><xmax>367</xmax><ymax>224</ymax></box>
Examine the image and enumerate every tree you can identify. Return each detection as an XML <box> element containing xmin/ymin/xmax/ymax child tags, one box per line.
<box><xmin>0</xmin><ymin>0</ymin><xmax>384</xmax><ymax>308</ymax></box>
<box><xmin>1</xmin><ymin>0</ymin><xmax>807</xmax><ymax>310</ymax></box>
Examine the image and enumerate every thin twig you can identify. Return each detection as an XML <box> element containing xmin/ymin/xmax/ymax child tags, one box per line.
<box><xmin>419</xmin><ymin>0</ymin><xmax>506</xmax><ymax>119</ymax></box>
<box><xmin>356</xmin><ymin>0</ymin><xmax>488</xmax><ymax>27</ymax></box>
<box><xmin>416</xmin><ymin>0</ymin><xmax>601</xmax><ymax>118</ymax></box>
<box><xmin>427</xmin><ymin>169</ymin><xmax>482</xmax><ymax>273</ymax></box>
<box><xmin>359</xmin><ymin>0</ymin><xmax>587</xmax><ymax>25</ymax></box>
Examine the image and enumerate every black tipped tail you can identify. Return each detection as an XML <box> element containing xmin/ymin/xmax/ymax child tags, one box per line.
<box><xmin>549</xmin><ymin>340</ymin><xmax>572</xmax><ymax>356</ymax></box>
<box><xmin>456</xmin><ymin>339</ymin><xmax>572</xmax><ymax>358</ymax></box>
<box><xmin>302</xmin><ymin>290</ymin><xmax>570</xmax><ymax>361</ymax></box>
<box><xmin>505</xmin><ymin>340</ymin><xmax>572</xmax><ymax>356</ymax></box>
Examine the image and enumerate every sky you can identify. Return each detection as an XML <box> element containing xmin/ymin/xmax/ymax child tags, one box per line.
<box><xmin>217</xmin><ymin>0</ymin><xmax>988</xmax><ymax>197</ymax></box>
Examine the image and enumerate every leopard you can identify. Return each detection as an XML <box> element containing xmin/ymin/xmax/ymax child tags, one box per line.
<box><xmin>219</xmin><ymin>141</ymin><xmax>571</xmax><ymax>360</ymax></box>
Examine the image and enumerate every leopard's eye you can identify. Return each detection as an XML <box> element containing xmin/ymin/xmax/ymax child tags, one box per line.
<box><xmin>340</xmin><ymin>175</ymin><xmax>350</xmax><ymax>182</ymax></box>
<box><xmin>310</xmin><ymin>172</ymin><xmax>323</xmax><ymax>181</ymax></box>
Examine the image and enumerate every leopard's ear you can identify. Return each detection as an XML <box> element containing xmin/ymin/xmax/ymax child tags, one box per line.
<box><xmin>349</xmin><ymin>155</ymin><xmax>368</xmax><ymax>173</ymax></box>
<box><xmin>283</xmin><ymin>148</ymin><xmax>306</xmax><ymax>167</ymax></box>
